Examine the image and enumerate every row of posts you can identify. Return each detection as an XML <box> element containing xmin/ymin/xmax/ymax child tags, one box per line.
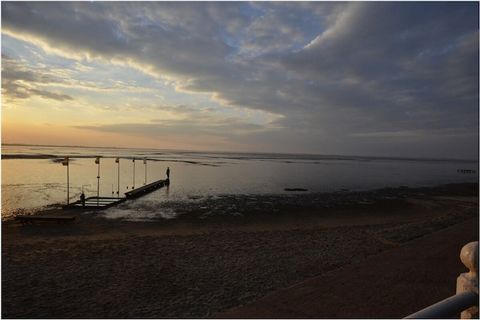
<box><xmin>62</xmin><ymin>157</ymin><xmax>149</xmax><ymax>205</ymax></box>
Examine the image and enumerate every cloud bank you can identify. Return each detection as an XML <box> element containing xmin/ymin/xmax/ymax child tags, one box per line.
<box><xmin>2</xmin><ymin>2</ymin><xmax>478</xmax><ymax>158</ymax></box>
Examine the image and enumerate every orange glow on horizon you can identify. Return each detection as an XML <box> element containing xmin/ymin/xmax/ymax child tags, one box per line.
<box><xmin>1</xmin><ymin>120</ymin><xmax>246</xmax><ymax>151</ymax></box>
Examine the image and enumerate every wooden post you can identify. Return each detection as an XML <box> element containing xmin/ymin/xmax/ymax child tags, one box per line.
<box><xmin>144</xmin><ymin>158</ymin><xmax>147</xmax><ymax>185</ymax></box>
<box><xmin>95</xmin><ymin>156</ymin><xmax>100</xmax><ymax>206</ymax></box>
<box><xmin>62</xmin><ymin>157</ymin><xmax>70</xmax><ymax>205</ymax></box>
<box><xmin>67</xmin><ymin>160</ymin><xmax>69</xmax><ymax>205</ymax></box>
<box><xmin>116</xmin><ymin>157</ymin><xmax>120</xmax><ymax>198</ymax></box>
<box><xmin>132</xmin><ymin>158</ymin><xmax>136</xmax><ymax>190</ymax></box>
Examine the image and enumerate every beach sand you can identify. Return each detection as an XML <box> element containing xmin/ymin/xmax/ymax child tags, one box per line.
<box><xmin>2</xmin><ymin>183</ymin><xmax>478</xmax><ymax>318</ymax></box>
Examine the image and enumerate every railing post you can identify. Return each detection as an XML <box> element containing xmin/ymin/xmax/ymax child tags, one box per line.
<box><xmin>456</xmin><ymin>241</ymin><xmax>479</xmax><ymax>319</ymax></box>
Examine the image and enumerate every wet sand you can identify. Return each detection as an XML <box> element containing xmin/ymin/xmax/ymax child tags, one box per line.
<box><xmin>2</xmin><ymin>183</ymin><xmax>478</xmax><ymax>318</ymax></box>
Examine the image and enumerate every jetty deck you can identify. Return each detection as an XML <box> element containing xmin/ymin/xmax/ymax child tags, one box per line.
<box><xmin>125</xmin><ymin>179</ymin><xmax>169</xmax><ymax>199</ymax></box>
<box><xmin>66</xmin><ymin>196</ymin><xmax>126</xmax><ymax>209</ymax></box>
<box><xmin>65</xmin><ymin>178</ymin><xmax>169</xmax><ymax>209</ymax></box>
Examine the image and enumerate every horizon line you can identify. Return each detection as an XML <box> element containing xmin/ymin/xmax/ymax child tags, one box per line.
<box><xmin>2</xmin><ymin>142</ymin><xmax>478</xmax><ymax>163</ymax></box>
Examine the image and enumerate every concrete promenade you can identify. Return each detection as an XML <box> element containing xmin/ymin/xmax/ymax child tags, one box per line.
<box><xmin>217</xmin><ymin>217</ymin><xmax>479</xmax><ymax>318</ymax></box>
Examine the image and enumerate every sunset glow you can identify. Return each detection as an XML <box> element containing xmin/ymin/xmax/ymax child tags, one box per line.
<box><xmin>2</xmin><ymin>2</ymin><xmax>478</xmax><ymax>157</ymax></box>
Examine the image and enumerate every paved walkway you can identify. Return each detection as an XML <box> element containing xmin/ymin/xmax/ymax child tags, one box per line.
<box><xmin>217</xmin><ymin>218</ymin><xmax>479</xmax><ymax>318</ymax></box>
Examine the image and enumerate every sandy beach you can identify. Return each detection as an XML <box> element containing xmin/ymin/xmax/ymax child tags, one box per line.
<box><xmin>2</xmin><ymin>183</ymin><xmax>478</xmax><ymax>318</ymax></box>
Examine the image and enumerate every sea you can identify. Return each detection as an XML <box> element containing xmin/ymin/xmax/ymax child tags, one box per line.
<box><xmin>2</xmin><ymin>144</ymin><xmax>478</xmax><ymax>221</ymax></box>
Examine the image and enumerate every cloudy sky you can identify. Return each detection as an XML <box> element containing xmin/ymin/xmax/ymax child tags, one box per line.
<box><xmin>2</xmin><ymin>2</ymin><xmax>478</xmax><ymax>158</ymax></box>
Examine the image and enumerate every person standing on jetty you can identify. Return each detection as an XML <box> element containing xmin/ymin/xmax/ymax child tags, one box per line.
<box><xmin>80</xmin><ymin>192</ymin><xmax>86</xmax><ymax>207</ymax></box>
<box><xmin>166</xmin><ymin>167</ymin><xmax>170</xmax><ymax>180</ymax></box>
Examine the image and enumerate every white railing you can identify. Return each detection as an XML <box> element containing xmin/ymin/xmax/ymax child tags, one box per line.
<box><xmin>406</xmin><ymin>241</ymin><xmax>478</xmax><ymax>319</ymax></box>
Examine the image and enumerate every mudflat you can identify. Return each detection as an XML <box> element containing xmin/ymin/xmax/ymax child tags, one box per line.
<box><xmin>2</xmin><ymin>183</ymin><xmax>478</xmax><ymax>318</ymax></box>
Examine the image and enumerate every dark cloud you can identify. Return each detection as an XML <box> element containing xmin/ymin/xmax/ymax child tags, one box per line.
<box><xmin>27</xmin><ymin>88</ymin><xmax>73</xmax><ymax>101</ymax></box>
<box><xmin>75</xmin><ymin>117</ymin><xmax>266</xmax><ymax>139</ymax></box>
<box><xmin>1</xmin><ymin>54</ymin><xmax>74</xmax><ymax>101</ymax></box>
<box><xmin>2</xmin><ymin>2</ymin><xmax>478</xmax><ymax>158</ymax></box>
<box><xmin>276</xmin><ymin>3</ymin><xmax>479</xmax><ymax>149</ymax></box>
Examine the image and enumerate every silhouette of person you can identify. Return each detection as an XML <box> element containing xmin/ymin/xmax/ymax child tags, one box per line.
<box><xmin>166</xmin><ymin>167</ymin><xmax>170</xmax><ymax>180</ymax></box>
<box><xmin>80</xmin><ymin>192</ymin><xmax>86</xmax><ymax>207</ymax></box>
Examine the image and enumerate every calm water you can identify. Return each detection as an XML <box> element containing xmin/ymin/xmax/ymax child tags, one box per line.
<box><xmin>2</xmin><ymin>145</ymin><xmax>478</xmax><ymax>220</ymax></box>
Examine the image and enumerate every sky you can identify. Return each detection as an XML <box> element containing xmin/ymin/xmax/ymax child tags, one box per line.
<box><xmin>1</xmin><ymin>2</ymin><xmax>478</xmax><ymax>159</ymax></box>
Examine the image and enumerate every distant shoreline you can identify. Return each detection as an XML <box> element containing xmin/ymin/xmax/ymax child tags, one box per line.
<box><xmin>2</xmin><ymin>143</ymin><xmax>478</xmax><ymax>163</ymax></box>
<box><xmin>0</xmin><ymin>154</ymin><xmax>218</xmax><ymax>167</ymax></box>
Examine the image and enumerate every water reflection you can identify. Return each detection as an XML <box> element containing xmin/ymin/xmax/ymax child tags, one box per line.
<box><xmin>165</xmin><ymin>184</ymin><xmax>170</xmax><ymax>199</ymax></box>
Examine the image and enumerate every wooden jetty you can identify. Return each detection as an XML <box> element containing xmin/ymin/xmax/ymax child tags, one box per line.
<box><xmin>66</xmin><ymin>196</ymin><xmax>127</xmax><ymax>209</ymax></box>
<box><xmin>125</xmin><ymin>179</ymin><xmax>169</xmax><ymax>199</ymax></box>
<box><xmin>64</xmin><ymin>178</ymin><xmax>169</xmax><ymax>210</ymax></box>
